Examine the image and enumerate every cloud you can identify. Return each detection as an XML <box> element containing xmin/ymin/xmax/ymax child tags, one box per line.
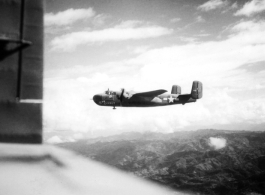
<box><xmin>128</xmin><ymin>19</ymin><xmax>265</xmax><ymax>81</ymax></box>
<box><xmin>221</xmin><ymin>2</ymin><xmax>238</xmax><ymax>13</ymax></box>
<box><xmin>238</xmin><ymin>61</ymin><xmax>265</xmax><ymax>73</ymax></box>
<box><xmin>133</xmin><ymin>46</ymin><xmax>151</xmax><ymax>54</ymax></box>
<box><xmin>45</xmin><ymin>8</ymin><xmax>96</xmax><ymax>27</ymax></box>
<box><xmin>231</xmin><ymin>2</ymin><xmax>238</xmax><ymax>9</ymax></box>
<box><xmin>43</xmin><ymin>73</ymin><xmax>265</xmax><ymax>137</ymax></box>
<box><xmin>230</xmin><ymin>20</ymin><xmax>265</xmax><ymax>45</ymax></box>
<box><xmin>121</xmin><ymin>19</ymin><xmax>265</xmax><ymax>123</ymax></box>
<box><xmin>44</xmin><ymin>75</ymin><xmax>265</xmax><ymax>136</ymax></box>
<box><xmin>209</xmin><ymin>137</ymin><xmax>227</xmax><ymax>149</ymax></box>
<box><xmin>43</xmin><ymin>19</ymin><xmax>265</xmax><ymax>137</ymax></box>
<box><xmin>234</xmin><ymin>0</ymin><xmax>265</xmax><ymax>17</ymax></box>
<box><xmin>44</xmin><ymin>72</ymin><xmax>116</xmax><ymax>134</ymax></box>
<box><xmin>196</xmin><ymin>16</ymin><xmax>205</xmax><ymax>23</ymax></box>
<box><xmin>230</xmin><ymin>1</ymin><xmax>238</xmax><ymax>9</ymax></box>
<box><xmin>92</xmin><ymin>14</ymin><xmax>109</xmax><ymax>27</ymax></box>
<box><xmin>196</xmin><ymin>33</ymin><xmax>211</xmax><ymax>37</ymax></box>
<box><xmin>170</xmin><ymin>18</ymin><xmax>181</xmax><ymax>23</ymax></box>
<box><xmin>198</xmin><ymin>0</ymin><xmax>228</xmax><ymax>11</ymax></box>
<box><xmin>46</xmin><ymin>135</ymin><xmax>76</xmax><ymax>144</ymax></box>
<box><xmin>50</xmin><ymin>20</ymin><xmax>173</xmax><ymax>52</ymax></box>
<box><xmin>179</xmin><ymin>36</ymin><xmax>198</xmax><ymax>43</ymax></box>
<box><xmin>46</xmin><ymin>136</ymin><xmax>63</xmax><ymax>144</ymax></box>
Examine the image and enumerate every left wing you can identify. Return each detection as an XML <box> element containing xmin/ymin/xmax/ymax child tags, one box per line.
<box><xmin>132</xmin><ymin>89</ymin><xmax>167</xmax><ymax>98</ymax></box>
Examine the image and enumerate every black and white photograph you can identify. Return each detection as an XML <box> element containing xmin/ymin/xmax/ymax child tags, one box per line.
<box><xmin>0</xmin><ymin>0</ymin><xmax>265</xmax><ymax>194</ymax></box>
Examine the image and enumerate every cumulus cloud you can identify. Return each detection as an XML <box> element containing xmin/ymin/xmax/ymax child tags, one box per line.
<box><xmin>120</xmin><ymin>20</ymin><xmax>265</xmax><ymax>125</ymax></box>
<box><xmin>235</xmin><ymin>0</ymin><xmax>265</xmax><ymax>17</ymax></box>
<box><xmin>45</xmin><ymin>8</ymin><xmax>96</xmax><ymax>26</ymax></box>
<box><xmin>50</xmin><ymin>20</ymin><xmax>173</xmax><ymax>51</ymax></box>
<box><xmin>46</xmin><ymin>135</ymin><xmax>76</xmax><ymax>144</ymax></box>
<box><xmin>43</xmin><ymin>19</ymin><xmax>265</xmax><ymax>136</ymax></box>
<box><xmin>230</xmin><ymin>20</ymin><xmax>265</xmax><ymax>46</ymax></box>
<box><xmin>46</xmin><ymin>136</ymin><xmax>63</xmax><ymax>144</ymax></box>
<box><xmin>43</xmin><ymin>67</ymin><xmax>265</xmax><ymax>136</ymax></box>
<box><xmin>128</xmin><ymin>19</ymin><xmax>265</xmax><ymax>82</ymax></box>
<box><xmin>44</xmin><ymin>68</ymin><xmax>208</xmax><ymax>135</ymax></box>
<box><xmin>209</xmin><ymin>137</ymin><xmax>227</xmax><ymax>149</ymax></box>
<box><xmin>44</xmin><ymin>75</ymin><xmax>265</xmax><ymax>136</ymax></box>
<box><xmin>198</xmin><ymin>0</ymin><xmax>228</xmax><ymax>11</ymax></box>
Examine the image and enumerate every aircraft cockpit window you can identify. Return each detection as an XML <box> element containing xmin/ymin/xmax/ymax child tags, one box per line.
<box><xmin>105</xmin><ymin>91</ymin><xmax>116</xmax><ymax>95</ymax></box>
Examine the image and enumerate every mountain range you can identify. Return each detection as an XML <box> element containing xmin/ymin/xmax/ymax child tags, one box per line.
<box><xmin>57</xmin><ymin>129</ymin><xmax>265</xmax><ymax>195</ymax></box>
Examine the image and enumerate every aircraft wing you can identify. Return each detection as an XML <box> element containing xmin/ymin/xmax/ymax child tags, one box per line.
<box><xmin>0</xmin><ymin>143</ymin><xmax>176</xmax><ymax>195</ymax></box>
<box><xmin>132</xmin><ymin>90</ymin><xmax>167</xmax><ymax>98</ymax></box>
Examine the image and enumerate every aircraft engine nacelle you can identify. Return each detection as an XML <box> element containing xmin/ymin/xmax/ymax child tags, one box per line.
<box><xmin>191</xmin><ymin>81</ymin><xmax>203</xmax><ymax>99</ymax></box>
<box><xmin>171</xmin><ymin>85</ymin><xmax>181</xmax><ymax>94</ymax></box>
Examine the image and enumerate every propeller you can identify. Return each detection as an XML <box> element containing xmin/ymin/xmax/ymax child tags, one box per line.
<box><xmin>120</xmin><ymin>88</ymin><xmax>125</xmax><ymax>106</ymax></box>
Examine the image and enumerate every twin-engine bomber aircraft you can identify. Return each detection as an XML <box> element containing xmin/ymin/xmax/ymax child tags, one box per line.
<box><xmin>93</xmin><ymin>81</ymin><xmax>202</xmax><ymax>109</ymax></box>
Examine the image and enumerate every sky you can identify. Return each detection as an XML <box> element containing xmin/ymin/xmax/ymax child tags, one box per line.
<box><xmin>43</xmin><ymin>0</ymin><xmax>265</xmax><ymax>143</ymax></box>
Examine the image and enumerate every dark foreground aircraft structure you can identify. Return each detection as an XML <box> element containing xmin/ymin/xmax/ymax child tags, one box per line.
<box><xmin>93</xmin><ymin>81</ymin><xmax>203</xmax><ymax>109</ymax></box>
<box><xmin>0</xmin><ymin>0</ymin><xmax>176</xmax><ymax>195</ymax></box>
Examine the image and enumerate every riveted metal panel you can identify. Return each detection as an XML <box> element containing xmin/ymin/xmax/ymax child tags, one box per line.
<box><xmin>0</xmin><ymin>102</ymin><xmax>42</xmax><ymax>143</ymax></box>
<box><xmin>0</xmin><ymin>0</ymin><xmax>21</xmax><ymax>40</ymax></box>
<box><xmin>20</xmin><ymin>0</ymin><xmax>43</xmax><ymax>99</ymax></box>
<box><xmin>0</xmin><ymin>0</ymin><xmax>21</xmax><ymax>100</ymax></box>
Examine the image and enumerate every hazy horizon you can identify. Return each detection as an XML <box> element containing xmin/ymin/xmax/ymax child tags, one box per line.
<box><xmin>45</xmin><ymin>128</ymin><xmax>265</xmax><ymax>144</ymax></box>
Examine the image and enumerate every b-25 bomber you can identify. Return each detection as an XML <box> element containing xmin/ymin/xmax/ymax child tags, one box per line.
<box><xmin>93</xmin><ymin>81</ymin><xmax>202</xmax><ymax>109</ymax></box>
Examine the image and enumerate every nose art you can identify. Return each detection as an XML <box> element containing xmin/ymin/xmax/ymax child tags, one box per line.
<box><xmin>93</xmin><ymin>95</ymin><xmax>102</xmax><ymax>103</ymax></box>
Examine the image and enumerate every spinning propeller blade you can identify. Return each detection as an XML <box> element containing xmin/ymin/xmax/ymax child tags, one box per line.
<box><xmin>120</xmin><ymin>88</ymin><xmax>125</xmax><ymax>106</ymax></box>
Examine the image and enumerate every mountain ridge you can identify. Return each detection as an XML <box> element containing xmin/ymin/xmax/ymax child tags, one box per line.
<box><xmin>58</xmin><ymin>129</ymin><xmax>265</xmax><ymax>195</ymax></box>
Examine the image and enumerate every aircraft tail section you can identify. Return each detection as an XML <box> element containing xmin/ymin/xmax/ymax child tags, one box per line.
<box><xmin>171</xmin><ymin>85</ymin><xmax>181</xmax><ymax>94</ymax></box>
<box><xmin>191</xmin><ymin>81</ymin><xmax>203</xmax><ymax>99</ymax></box>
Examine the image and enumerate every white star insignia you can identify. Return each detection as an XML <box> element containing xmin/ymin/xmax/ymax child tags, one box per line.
<box><xmin>168</xmin><ymin>96</ymin><xmax>175</xmax><ymax>103</ymax></box>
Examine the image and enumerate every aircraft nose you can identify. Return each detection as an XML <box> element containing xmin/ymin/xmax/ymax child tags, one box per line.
<box><xmin>93</xmin><ymin>95</ymin><xmax>102</xmax><ymax>104</ymax></box>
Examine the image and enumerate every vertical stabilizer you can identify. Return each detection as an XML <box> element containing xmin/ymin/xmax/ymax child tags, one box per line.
<box><xmin>191</xmin><ymin>81</ymin><xmax>203</xmax><ymax>99</ymax></box>
<box><xmin>171</xmin><ymin>85</ymin><xmax>181</xmax><ymax>94</ymax></box>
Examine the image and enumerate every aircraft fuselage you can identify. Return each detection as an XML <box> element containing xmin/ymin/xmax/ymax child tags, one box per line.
<box><xmin>93</xmin><ymin>92</ymin><xmax>196</xmax><ymax>107</ymax></box>
<box><xmin>93</xmin><ymin>81</ymin><xmax>202</xmax><ymax>109</ymax></box>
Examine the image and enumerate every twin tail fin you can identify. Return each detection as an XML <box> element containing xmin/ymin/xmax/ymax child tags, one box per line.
<box><xmin>191</xmin><ymin>81</ymin><xmax>203</xmax><ymax>99</ymax></box>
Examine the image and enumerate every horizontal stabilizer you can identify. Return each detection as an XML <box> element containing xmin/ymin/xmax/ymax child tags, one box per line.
<box><xmin>133</xmin><ymin>89</ymin><xmax>167</xmax><ymax>97</ymax></box>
